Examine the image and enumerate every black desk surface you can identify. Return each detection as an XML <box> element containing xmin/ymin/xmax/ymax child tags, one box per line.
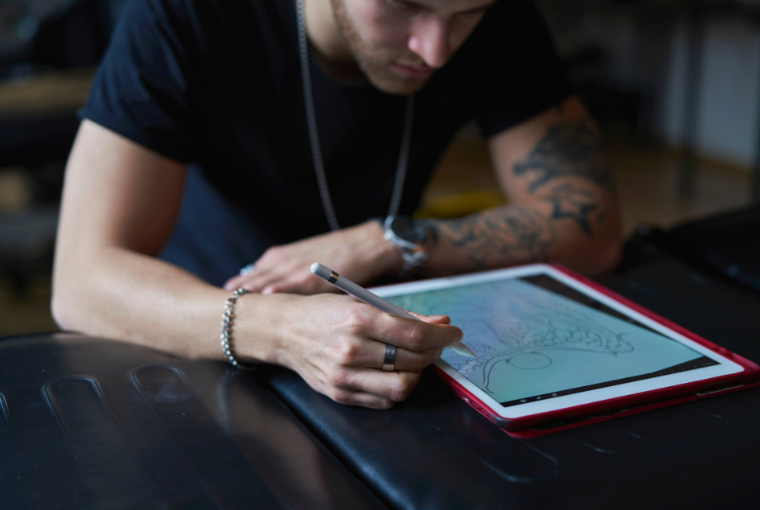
<box><xmin>3</xmin><ymin>247</ymin><xmax>760</xmax><ymax>509</ymax></box>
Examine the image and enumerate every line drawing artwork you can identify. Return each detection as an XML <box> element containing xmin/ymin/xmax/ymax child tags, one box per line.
<box><xmin>391</xmin><ymin>282</ymin><xmax>634</xmax><ymax>395</ymax></box>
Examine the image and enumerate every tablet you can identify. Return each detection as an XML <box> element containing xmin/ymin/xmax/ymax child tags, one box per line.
<box><xmin>372</xmin><ymin>264</ymin><xmax>760</xmax><ymax>432</ymax></box>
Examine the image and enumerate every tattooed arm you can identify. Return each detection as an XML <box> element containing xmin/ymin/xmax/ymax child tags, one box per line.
<box><xmin>222</xmin><ymin>96</ymin><xmax>621</xmax><ymax>294</ymax></box>
<box><xmin>421</xmin><ymin>95</ymin><xmax>622</xmax><ymax>277</ymax></box>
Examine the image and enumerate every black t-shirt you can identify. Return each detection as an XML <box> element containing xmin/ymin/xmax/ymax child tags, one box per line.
<box><xmin>80</xmin><ymin>0</ymin><xmax>572</xmax><ymax>285</ymax></box>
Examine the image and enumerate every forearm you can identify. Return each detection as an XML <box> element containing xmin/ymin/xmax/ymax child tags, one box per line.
<box><xmin>419</xmin><ymin>184</ymin><xmax>621</xmax><ymax>277</ymax></box>
<box><xmin>53</xmin><ymin>242</ymin><xmax>467</xmax><ymax>408</ymax></box>
<box><xmin>52</xmin><ymin>246</ymin><xmax>274</xmax><ymax>361</ymax></box>
<box><xmin>417</xmin><ymin>97</ymin><xmax>622</xmax><ymax>277</ymax></box>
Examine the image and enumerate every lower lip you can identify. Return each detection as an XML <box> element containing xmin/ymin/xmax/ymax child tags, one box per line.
<box><xmin>391</xmin><ymin>63</ymin><xmax>433</xmax><ymax>79</ymax></box>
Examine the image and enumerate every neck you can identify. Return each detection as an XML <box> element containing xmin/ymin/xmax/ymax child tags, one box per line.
<box><xmin>303</xmin><ymin>0</ymin><xmax>367</xmax><ymax>83</ymax></box>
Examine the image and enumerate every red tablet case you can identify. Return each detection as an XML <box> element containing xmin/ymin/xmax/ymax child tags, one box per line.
<box><xmin>433</xmin><ymin>264</ymin><xmax>760</xmax><ymax>438</ymax></box>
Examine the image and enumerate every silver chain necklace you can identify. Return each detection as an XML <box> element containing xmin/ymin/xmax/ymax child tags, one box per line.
<box><xmin>296</xmin><ymin>0</ymin><xmax>414</xmax><ymax>231</ymax></box>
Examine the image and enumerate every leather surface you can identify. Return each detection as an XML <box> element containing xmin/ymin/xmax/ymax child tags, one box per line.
<box><xmin>0</xmin><ymin>334</ymin><xmax>387</xmax><ymax>510</ymax></box>
<box><xmin>262</xmin><ymin>245</ymin><xmax>760</xmax><ymax>510</ymax></box>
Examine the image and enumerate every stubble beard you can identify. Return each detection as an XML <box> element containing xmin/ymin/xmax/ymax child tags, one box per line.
<box><xmin>329</xmin><ymin>0</ymin><xmax>430</xmax><ymax>95</ymax></box>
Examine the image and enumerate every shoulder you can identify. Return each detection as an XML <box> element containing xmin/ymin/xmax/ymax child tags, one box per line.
<box><xmin>112</xmin><ymin>0</ymin><xmax>197</xmax><ymax>50</ymax></box>
<box><xmin>115</xmin><ymin>0</ymin><xmax>277</xmax><ymax>41</ymax></box>
<box><xmin>109</xmin><ymin>0</ymin><xmax>287</xmax><ymax>70</ymax></box>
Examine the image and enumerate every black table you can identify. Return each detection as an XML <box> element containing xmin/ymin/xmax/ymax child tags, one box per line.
<box><xmin>3</xmin><ymin>245</ymin><xmax>760</xmax><ymax>509</ymax></box>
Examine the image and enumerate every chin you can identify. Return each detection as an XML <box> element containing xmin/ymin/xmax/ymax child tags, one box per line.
<box><xmin>366</xmin><ymin>72</ymin><xmax>429</xmax><ymax>96</ymax></box>
<box><xmin>373</xmin><ymin>82</ymin><xmax>424</xmax><ymax>96</ymax></box>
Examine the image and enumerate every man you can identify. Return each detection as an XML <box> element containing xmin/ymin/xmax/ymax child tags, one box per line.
<box><xmin>52</xmin><ymin>0</ymin><xmax>621</xmax><ymax>409</ymax></box>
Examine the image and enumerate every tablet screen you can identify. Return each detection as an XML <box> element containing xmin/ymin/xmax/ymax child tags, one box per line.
<box><xmin>384</xmin><ymin>273</ymin><xmax>717</xmax><ymax>408</ymax></box>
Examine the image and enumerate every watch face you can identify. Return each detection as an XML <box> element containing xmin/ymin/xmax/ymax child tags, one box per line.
<box><xmin>390</xmin><ymin>216</ymin><xmax>426</xmax><ymax>244</ymax></box>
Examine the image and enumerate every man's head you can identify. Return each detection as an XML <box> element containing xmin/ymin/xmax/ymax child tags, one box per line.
<box><xmin>330</xmin><ymin>0</ymin><xmax>495</xmax><ymax>95</ymax></box>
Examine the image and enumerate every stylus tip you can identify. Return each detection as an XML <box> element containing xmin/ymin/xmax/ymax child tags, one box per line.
<box><xmin>450</xmin><ymin>342</ymin><xmax>477</xmax><ymax>358</ymax></box>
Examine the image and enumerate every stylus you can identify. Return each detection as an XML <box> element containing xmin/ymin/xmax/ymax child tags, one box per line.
<box><xmin>311</xmin><ymin>263</ymin><xmax>476</xmax><ymax>358</ymax></box>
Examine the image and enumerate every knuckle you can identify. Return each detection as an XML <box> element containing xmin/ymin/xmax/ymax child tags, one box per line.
<box><xmin>388</xmin><ymin>385</ymin><xmax>406</xmax><ymax>402</ymax></box>
<box><xmin>404</xmin><ymin>326</ymin><xmax>427</xmax><ymax>350</ymax></box>
<box><xmin>376</xmin><ymin>399</ymin><xmax>395</xmax><ymax>410</ymax></box>
<box><xmin>389</xmin><ymin>373</ymin><xmax>419</xmax><ymax>402</ymax></box>
<box><xmin>328</xmin><ymin>388</ymin><xmax>351</xmax><ymax>404</ymax></box>
<box><xmin>341</xmin><ymin>309</ymin><xmax>369</xmax><ymax>336</ymax></box>
<box><xmin>328</xmin><ymin>368</ymin><xmax>353</xmax><ymax>388</ymax></box>
<box><xmin>335</xmin><ymin>340</ymin><xmax>361</xmax><ymax>365</ymax></box>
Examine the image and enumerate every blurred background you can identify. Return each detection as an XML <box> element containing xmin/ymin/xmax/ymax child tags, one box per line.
<box><xmin>0</xmin><ymin>0</ymin><xmax>757</xmax><ymax>337</ymax></box>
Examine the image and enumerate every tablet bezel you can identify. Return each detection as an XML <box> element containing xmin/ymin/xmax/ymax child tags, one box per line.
<box><xmin>371</xmin><ymin>264</ymin><xmax>747</xmax><ymax>422</ymax></box>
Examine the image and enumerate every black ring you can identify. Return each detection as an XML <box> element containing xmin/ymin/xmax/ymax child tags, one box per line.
<box><xmin>382</xmin><ymin>344</ymin><xmax>396</xmax><ymax>372</ymax></box>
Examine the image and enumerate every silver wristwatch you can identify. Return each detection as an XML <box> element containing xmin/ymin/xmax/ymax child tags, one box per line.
<box><xmin>383</xmin><ymin>216</ymin><xmax>429</xmax><ymax>278</ymax></box>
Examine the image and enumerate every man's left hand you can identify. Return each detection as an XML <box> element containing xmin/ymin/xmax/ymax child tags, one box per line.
<box><xmin>223</xmin><ymin>221</ymin><xmax>402</xmax><ymax>294</ymax></box>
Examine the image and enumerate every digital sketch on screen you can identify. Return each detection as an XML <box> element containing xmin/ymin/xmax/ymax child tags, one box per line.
<box><xmin>386</xmin><ymin>278</ymin><xmax>701</xmax><ymax>403</ymax></box>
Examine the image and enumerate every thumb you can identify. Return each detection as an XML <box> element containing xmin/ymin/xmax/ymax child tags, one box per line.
<box><xmin>408</xmin><ymin>311</ymin><xmax>451</xmax><ymax>325</ymax></box>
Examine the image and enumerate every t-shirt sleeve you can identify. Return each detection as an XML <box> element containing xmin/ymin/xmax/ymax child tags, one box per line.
<box><xmin>79</xmin><ymin>0</ymin><xmax>198</xmax><ymax>163</ymax></box>
<box><xmin>469</xmin><ymin>0</ymin><xmax>574</xmax><ymax>139</ymax></box>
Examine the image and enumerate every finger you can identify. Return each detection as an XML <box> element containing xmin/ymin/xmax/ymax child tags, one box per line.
<box><xmin>327</xmin><ymin>388</ymin><xmax>395</xmax><ymax>409</ymax></box>
<box><xmin>365</xmin><ymin>313</ymin><xmax>463</xmax><ymax>352</ymax></box>
<box><xmin>331</xmin><ymin>368</ymin><xmax>421</xmax><ymax>403</ymax></box>
<box><xmin>408</xmin><ymin>312</ymin><xmax>451</xmax><ymax>325</ymax></box>
<box><xmin>262</xmin><ymin>274</ymin><xmax>337</xmax><ymax>295</ymax></box>
<box><xmin>243</xmin><ymin>262</ymin><xmax>337</xmax><ymax>294</ymax></box>
<box><xmin>223</xmin><ymin>273</ymin><xmax>246</xmax><ymax>290</ymax></box>
<box><xmin>352</xmin><ymin>342</ymin><xmax>442</xmax><ymax>372</ymax></box>
<box><xmin>235</xmin><ymin>270</ymin><xmax>286</xmax><ymax>293</ymax></box>
<box><xmin>300</xmin><ymin>362</ymin><xmax>396</xmax><ymax>409</ymax></box>
<box><xmin>223</xmin><ymin>264</ymin><xmax>266</xmax><ymax>290</ymax></box>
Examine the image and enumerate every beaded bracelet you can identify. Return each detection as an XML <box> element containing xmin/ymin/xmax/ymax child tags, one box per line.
<box><xmin>220</xmin><ymin>288</ymin><xmax>253</xmax><ymax>370</ymax></box>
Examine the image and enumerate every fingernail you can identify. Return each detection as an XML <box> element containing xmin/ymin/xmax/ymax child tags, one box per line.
<box><xmin>262</xmin><ymin>287</ymin><xmax>273</xmax><ymax>294</ymax></box>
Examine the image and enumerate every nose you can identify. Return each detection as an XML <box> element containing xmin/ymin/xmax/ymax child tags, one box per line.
<box><xmin>407</xmin><ymin>15</ymin><xmax>450</xmax><ymax>69</ymax></box>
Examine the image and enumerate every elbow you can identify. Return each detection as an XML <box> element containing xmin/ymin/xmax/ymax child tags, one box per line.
<box><xmin>585</xmin><ymin>191</ymin><xmax>624</xmax><ymax>276</ymax></box>
<box><xmin>51</xmin><ymin>281</ymin><xmax>77</xmax><ymax>332</ymax></box>
<box><xmin>569</xmin><ymin>237</ymin><xmax>621</xmax><ymax>278</ymax></box>
<box><xmin>563</xmin><ymin>201</ymin><xmax>623</xmax><ymax>277</ymax></box>
<box><xmin>589</xmin><ymin>237</ymin><xmax>623</xmax><ymax>277</ymax></box>
<box><xmin>585</xmin><ymin>210</ymin><xmax>624</xmax><ymax>277</ymax></box>
<box><xmin>51</xmin><ymin>261</ymin><xmax>89</xmax><ymax>332</ymax></box>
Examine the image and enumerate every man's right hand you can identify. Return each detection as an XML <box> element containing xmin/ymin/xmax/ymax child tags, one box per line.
<box><xmin>238</xmin><ymin>292</ymin><xmax>463</xmax><ymax>408</ymax></box>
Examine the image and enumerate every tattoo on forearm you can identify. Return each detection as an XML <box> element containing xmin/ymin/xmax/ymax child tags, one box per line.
<box><xmin>422</xmin><ymin>221</ymin><xmax>438</xmax><ymax>247</ymax></box>
<box><xmin>542</xmin><ymin>183</ymin><xmax>598</xmax><ymax>236</ymax></box>
<box><xmin>427</xmin><ymin>208</ymin><xmax>556</xmax><ymax>270</ymax></box>
<box><xmin>513</xmin><ymin>118</ymin><xmax>611</xmax><ymax>192</ymax></box>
